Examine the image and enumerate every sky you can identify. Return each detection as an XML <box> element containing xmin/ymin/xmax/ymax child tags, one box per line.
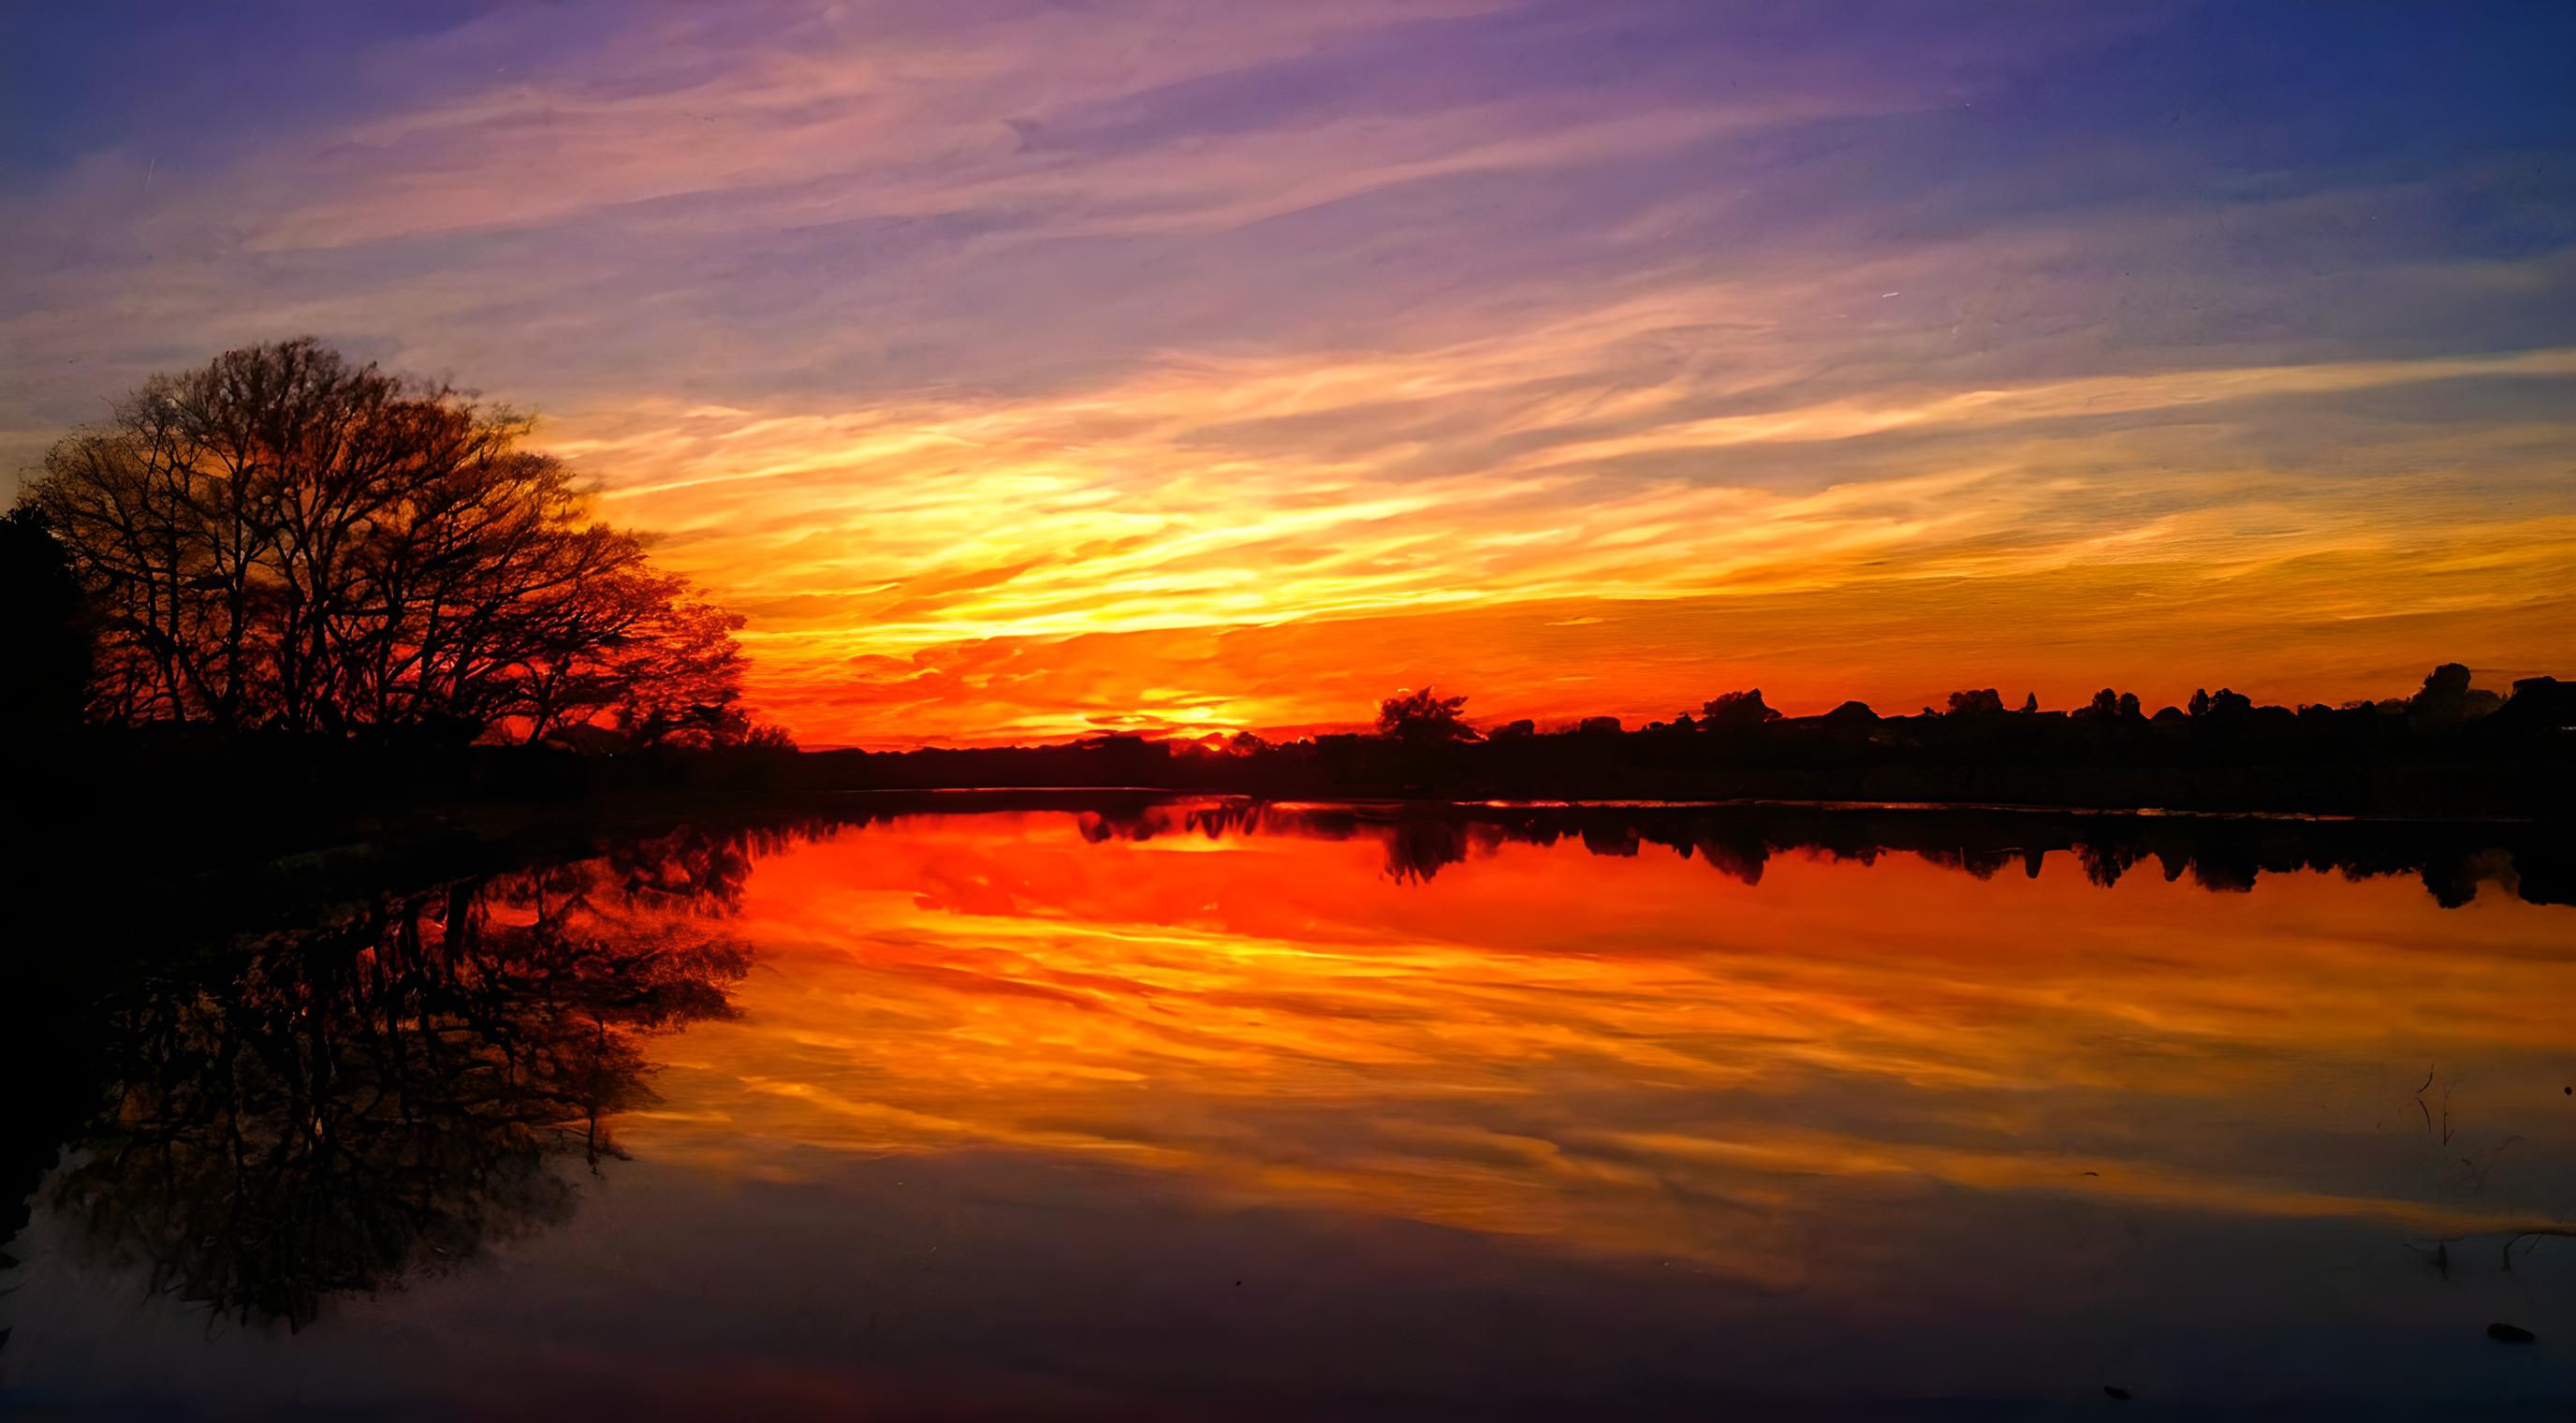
<box><xmin>3</xmin><ymin>1</ymin><xmax>2572</xmax><ymax>746</ymax></box>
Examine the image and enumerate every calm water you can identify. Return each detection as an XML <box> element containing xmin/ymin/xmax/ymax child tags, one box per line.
<box><xmin>5</xmin><ymin>800</ymin><xmax>2573</xmax><ymax>1418</ymax></box>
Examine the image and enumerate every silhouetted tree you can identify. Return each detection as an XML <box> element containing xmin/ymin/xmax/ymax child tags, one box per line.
<box><xmin>1701</xmin><ymin>689</ymin><xmax>1782</xmax><ymax>727</ymax></box>
<box><xmin>743</xmin><ymin>722</ymin><xmax>801</xmax><ymax>752</ymax></box>
<box><xmin>0</xmin><ymin>506</ymin><xmax>92</xmax><ymax>739</ymax></box>
<box><xmin>2017</xmin><ymin>693</ymin><xmax>2038</xmax><ymax>713</ymax></box>
<box><xmin>19</xmin><ymin>339</ymin><xmax>749</xmax><ymax>746</ymax></box>
<box><xmin>2188</xmin><ymin>688</ymin><xmax>2213</xmax><ymax>717</ymax></box>
<box><xmin>2414</xmin><ymin>662</ymin><xmax>2472</xmax><ymax>712</ymax></box>
<box><xmin>2494</xmin><ymin>677</ymin><xmax>2576</xmax><ymax>734</ymax></box>
<box><xmin>1947</xmin><ymin>688</ymin><xmax>2006</xmax><ymax>716</ymax></box>
<box><xmin>604</xmin><ymin>596</ymin><xmax>752</xmax><ymax>747</ymax></box>
<box><xmin>1375</xmin><ymin>685</ymin><xmax>1478</xmax><ymax>743</ymax></box>
<box><xmin>2405</xmin><ymin>662</ymin><xmax>2502</xmax><ymax>726</ymax></box>
<box><xmin>1490</xmin><ymin>718</ymin><xmax>1537</xmax><ymax>739</ymax></box>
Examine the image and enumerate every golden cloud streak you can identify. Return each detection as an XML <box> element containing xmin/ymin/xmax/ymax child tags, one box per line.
<box><xmin>557</xmin><ymin>330</ymin><xmax>2576</xmax><ymax>742</ymax></box>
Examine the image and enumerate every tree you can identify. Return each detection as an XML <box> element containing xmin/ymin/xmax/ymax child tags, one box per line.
<box><xmin>2492</xmin><ymin>677</ymin><xmax>2576</xmax><ymax>734</ymax></box>
<box><xmin>1700</xmin><ymin>689</ymin><xmax>1781</xmax><ymax>728</ymax></box>
<box><xmin>2413</xmin><ymin>662</ymin><xmax>2472</xmax><ymax>712</ymax></box>
<box><xmin>1947</xmin><ymin>688</ymin><xmax>2006</xmax><ymax>716</ymax></box>
<box><xmin>603</xmin><ymin>595</ymin><xmax>752</xmax><ymax>748</ymax></box>
<box><xmin>2406</xmin><ymin>662</ymin><xmax>2501</xmax><ymax>725</ymax></box>
<box><xmin>2017</xmin><ymin>692</ymin><xmax>2038</xmax><ymax>713</ymax></box>
<box><xmin>0</xmin><ymin>506</ymin><xmax>92</xmax><ymax>738</ymax></box>
<box><xmin>1375</xmin><ymin>685</ymin><xmax>1477</xmax><ymax>743</ymax></box>
<box><xmin>742</xmin><ymin>722</ymin><xmax>800</xmax><ymax>752</ymax></box>
<box><xmin>20</xmin><ymin>339</ymin><xmax>748</xmax><ymax>746</ymax></box>
<box><xmin>2188</xmin><ymin>688</ymin><xmax>2212</xmax><ymax>717</ymax></box>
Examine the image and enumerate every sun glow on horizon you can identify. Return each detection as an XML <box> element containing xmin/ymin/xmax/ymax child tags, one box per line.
<box><xmin>578</xmin><ymin>341</ymin><xmax>2576</xmax><ymax>744</ymax></box>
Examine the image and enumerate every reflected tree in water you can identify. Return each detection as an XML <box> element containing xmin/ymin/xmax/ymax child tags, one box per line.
<box><xmin>1382</xmin><ymin>814</ymin><xmax>1485</xmax><ymax>885</ymax></box>
<box><xmin>1132</xmin><ymin>801</ymin><xmax>2573</xmax><ymax>908</ymax></box>
<box><xmin>2077</xmin><ymin>841</ymin><xmax>2144</xmax><ymax>888</ymax></box>
<box><xmin>1010</xmin><ymin>798</ymin><xmax>2569</xmax><ymax>906</ymax></box>
<box><xmin>46</xmin><ymin>830</ymin><xmax>754</xmax><ymax>1330</ymax></box>
<box><xmin>1682</xmin><ymin>827</ymin><xmax>1770</xmax><ymax>886</ymax></box>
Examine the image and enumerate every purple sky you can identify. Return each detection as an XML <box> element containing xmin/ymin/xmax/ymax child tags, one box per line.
<box><xmin>5</xmin><ymin>1</ymin><xmax>2572</xmax><ymax>741</ymax></box>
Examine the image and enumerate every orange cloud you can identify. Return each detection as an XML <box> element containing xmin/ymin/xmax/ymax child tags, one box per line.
<box><xmin>568</xmin><ymin>337</ymin><xmax>2576</xmax><ymax>742</ymax></box>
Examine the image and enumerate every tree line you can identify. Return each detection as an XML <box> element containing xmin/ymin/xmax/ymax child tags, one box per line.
<box><xmin>6</xmin><ymin>339</ymin><xmax>775</xmax><ymax>750</ymax></box>
<box><xmin>1369</xmin><ymin>664</ymin><xmax>2549</xmax><ymax>742</ymax></box>
<box><xmin>808</xmin><ymin>662</ymin><xmax>2572</xmax><ymax>817</ymax></box>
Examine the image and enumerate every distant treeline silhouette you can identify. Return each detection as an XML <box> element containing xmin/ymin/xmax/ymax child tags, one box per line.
<box><xmin>5</xmin><ymin>339</ymin><xmax>781</xmax><ymax>751</ymax></box>
<box><xmin>802</xmin><ymin>667</ymin><xmax>2576</xmax><ymax>817</ymax></box>
<box><xmin>36</xmin><ymin>660</ymin><xmax>2544</xmax><ymax>827</ymax></box>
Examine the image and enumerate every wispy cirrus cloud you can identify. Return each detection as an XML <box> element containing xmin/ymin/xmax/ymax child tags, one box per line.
<box><xmin>4</xmin><ymin>0</ymin><xmax>2570</xmax><ymax>741</ymax></box>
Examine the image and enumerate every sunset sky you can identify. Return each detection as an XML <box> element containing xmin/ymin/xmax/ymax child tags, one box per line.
<box><xmin>5</xmin><ymin>2</ymin><xmax>2572</xmax><ymax>745</ymax></box>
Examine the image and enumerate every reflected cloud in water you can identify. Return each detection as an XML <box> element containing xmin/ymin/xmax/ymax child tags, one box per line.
<box><xmin>7</xmin><ymin>802</ymin><xmax>2574</xmax><ymax>1413</ymax></box>
<box><xmin>632</xmin><ymin>803</ymin><xmax>2576</xmax><ymax>1279</ymax></box>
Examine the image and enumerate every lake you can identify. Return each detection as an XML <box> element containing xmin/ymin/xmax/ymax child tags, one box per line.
<box><xmin>5</xmin><ymin>799</ymin><xmax>2572</xmax><ymax>1417</ymax></box>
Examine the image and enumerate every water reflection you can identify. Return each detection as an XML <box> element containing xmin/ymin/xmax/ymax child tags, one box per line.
<box><xmin>7</xmin><ymin>801</ymin><xmax>2574</xmax><ymax>1414</ymax></box>
<box><xmin>1063</xmin><ymin>798</ymin><xmax>2573</xmax><ymax>905</ymax></box>
<box><xmin>31</xmin><ymin>829</ymin><xmax>754</xmax><ymax>1329</ymax></box>
<box><xmin>643</xmin><ymin>804</ymin><xmax>2576</xmax><ymax>1267</ymax></box>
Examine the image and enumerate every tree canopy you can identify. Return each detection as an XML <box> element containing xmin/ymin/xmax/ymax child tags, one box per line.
<box><xmin>1946</xmin><ymin>687</ymin><xmax>2007</xmax><ymax>716</ymax></box>
<box><xmin>1701</xmin><ymin>689</ymin><xmax>1782</xmax><ymax>727</ymax></box>
<box><xmin>19</xmin><ymin>339</ymin><xmax>751</xmax><ymax>746</ymax></box>
<box><xmin>0</xmin><ymin>505</ymin><xmax>91</xmax><ymax>740</ymax></box>
<box><xmin>1376</xmin><ymin>685</ymin><xmax>1478</xmax><ymax>743</ymax></box>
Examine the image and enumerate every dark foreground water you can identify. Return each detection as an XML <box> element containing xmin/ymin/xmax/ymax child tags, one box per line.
<box><xmin>4</xmin><ymin>800</ymin><xmax>2573</xmax><ymax>1418</ymax></box>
